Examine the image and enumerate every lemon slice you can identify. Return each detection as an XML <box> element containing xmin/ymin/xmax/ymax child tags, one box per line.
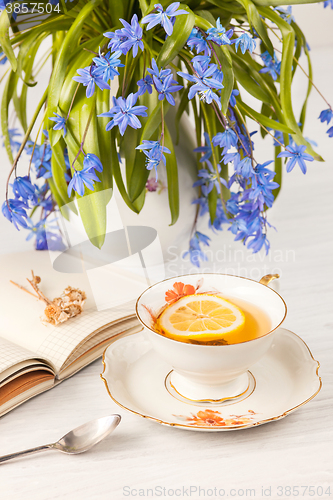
<box><xmin>158</xmin><ymin>294</ymin><xmax>245</xmax><ymax>343</ymax></box>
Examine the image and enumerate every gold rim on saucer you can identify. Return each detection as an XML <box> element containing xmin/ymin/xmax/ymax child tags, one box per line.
<box><xmin>100</xmin><ymin>329</ymin><xmax>322</xmax><ymax>431</ymax></box>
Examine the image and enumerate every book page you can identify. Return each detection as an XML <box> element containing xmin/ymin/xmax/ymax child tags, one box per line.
<box><xmin>0</xmin><ymin>251</ymin><xmax>136</xmax><ymax>373</ymax></box>
<box><xmin>0</xmin><ymin>337</ymin><xmax>51</xmax><ymax>377</ymax></box>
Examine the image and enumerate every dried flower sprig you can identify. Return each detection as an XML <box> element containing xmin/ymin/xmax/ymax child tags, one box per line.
<box><xmin>10</xmin><ymin>271</ymin><xmax>86</xmax><ymax>326</ymax></box>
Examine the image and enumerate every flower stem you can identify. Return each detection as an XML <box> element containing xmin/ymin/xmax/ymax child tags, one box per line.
<box><xmin>6</xmin><ymin>88</ymin><xmax>48</xmax><ymax>202</ymax></box>
<box><xmin>200</xmin><ymin>102</ymin><xmax>226</xmax><ymax>212</ymax></box>
<box><xmin>71</xmin><ymin>106</ymin><xmax>94</xmax><ymax>169</ymax></box>
<box><xmin>67</xmin><ymin>83</ymin><xmax>80</xmax><ymax>120</ymax></box>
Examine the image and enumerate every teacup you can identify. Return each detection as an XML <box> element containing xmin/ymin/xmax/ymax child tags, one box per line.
<box><xmin>136</xmin><ymin>273</ymin><xmax>287</xmax><ymax>402</ymax></box>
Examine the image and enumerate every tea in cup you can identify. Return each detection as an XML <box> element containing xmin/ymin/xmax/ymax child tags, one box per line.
<box><xmin>136</xmin><ymin>273</ymin><xmax>287</xmax><ymax>401</ymax></box>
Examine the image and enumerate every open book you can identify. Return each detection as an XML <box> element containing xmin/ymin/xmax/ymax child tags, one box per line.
<box><xmin>0</xmin><ymin>251</ymin><xmax>142</xmax><ymax>417</ymax></box>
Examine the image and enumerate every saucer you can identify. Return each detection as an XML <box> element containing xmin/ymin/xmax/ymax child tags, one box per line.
<box><xmin>101</xmin><ymin>328</ymin><xmax>321</xmax><ymax>432</ymax></box>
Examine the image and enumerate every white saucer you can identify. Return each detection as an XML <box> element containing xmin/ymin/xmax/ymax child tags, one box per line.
<box><xmin>101</xmin><ymin>328</ymin><xmax>321</xmax><ymax>432</ymax></box>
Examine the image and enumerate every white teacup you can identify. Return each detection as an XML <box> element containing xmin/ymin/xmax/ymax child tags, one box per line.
<box><xmin>136</xmin><ymin>273</ymin><xmax>287</xmax><ymax>402</ymax></box>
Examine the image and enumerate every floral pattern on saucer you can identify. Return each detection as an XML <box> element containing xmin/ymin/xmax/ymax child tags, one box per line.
<box><xmin>174</xmin><ymin>409</ymin><xmax>257</xmax><ymax>427</ymax></box>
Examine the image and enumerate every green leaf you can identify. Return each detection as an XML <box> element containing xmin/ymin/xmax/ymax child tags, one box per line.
<box><xmin>1</xmin><ymin>70</ymin><xmax>18</xmax><ymax>163</ymax></box>
<box><xmin>207</xmin><ymin>186</ymin><xmax>217</xmax><ymax>224</ymax></box>
<box><xmin>16</xmin><ymin>32</ymin><xmax>47</xmax><ymax>86</ymax></box>
<box><xmin>95</xmin><ymin>87</ymin><xmax>113</xmax><ymax>192</ymax></box>
<box><xmin>58</xmin><ymin>35</ymin><xmax>104</xmax><ymax>114</ymax></box>
<box><xmin>51</xmin><ymin>141</ymin><xmax>73</xmax><ymax>208</ymax></box>
<box><xmin>164</xmin><ymin>124</ymin><xmax>179</xmax><ymax>225</ymax></box>
<box><xmin>157</xmin><ymin>5</ymin><xmax>195</xmax><ymax>68</ymax></box>
<box><xmin>47</xmin><ymin>0</ymin><xmax>103</xmax><ymax>123</ymax></box>
<box><xmin>273</xmin><ymin>145</ymin><xmax>282</xmax><ymax>200</ymax></box>
<box><xmin>292</xmin><ymin>22</ymin><xmax>312</xmax><ymax>131</ymax></box>
<box><xmin>175</xmin><ymin>89</ymin><xmax>190</xmax><ymax>144</ymax></box>
<box><xmin>48</xmin><ymin>177</ymin><xmax>71</xmax><ymax>220</ymax></box>
<box><xmin>253</xmin><ymin>0</ymin><xmax>320</xmax><ymax>5</ymax></box>
<box><xmin>237</xmin><ymin>100</ymin><xmax>295</xmax><ymax>134</ymax></box>
<box><xmin>110</xmin><ymin>129</ymin><xmax>139</xmax><ymax>214</ymax></box>
<box><xmin>138</xmin><ymin>0</ymin><xmax>149</xmax><ymax>15</ymax></box>
<box><xmin>259</xmin><ymin>6</ymin><xmax>323</xmax><ymax>161</ymax></box>
<box><xmin>204</xmin><ymin>0</ymin><xmax>245</xmax><ymax>15</ymax></box>
<box><xmin>233</xmin><ymin>61</ymin><xmax>270</xmax><ymax>103</ymax></box>
<box><xmin>0</xmin><ymin>10</ymin><xmax>17</xmax><ymax>71</ymax></box>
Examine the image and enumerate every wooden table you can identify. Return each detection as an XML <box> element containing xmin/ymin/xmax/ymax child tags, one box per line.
<box><xmin>0</xmin><ymin>47</ymin><xmax>332</xmax><ymax>500</ymax></box>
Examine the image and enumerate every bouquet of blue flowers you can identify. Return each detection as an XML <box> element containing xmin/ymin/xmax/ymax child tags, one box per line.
<box><xmin>1</xmin><ymin>0</ymin><xmax>332</xmax><ymax>264</ymax></box>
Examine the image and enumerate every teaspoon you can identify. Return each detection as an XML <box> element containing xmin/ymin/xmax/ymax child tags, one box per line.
<box><xmin>0</xmin><ymin>414</ymin><xmax>121</xmax><ymax>464</ymax></box>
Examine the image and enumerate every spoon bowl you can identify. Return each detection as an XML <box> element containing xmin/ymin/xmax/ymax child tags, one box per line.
<box><xmin>55</xmin><ymin>414</ymin><xmax>121</xmax><ymax>454</ymax></box>
<box><xmin>0</xmin><ymin>414</ymin><xmax>121</xmax><ymax>464</ymax></box>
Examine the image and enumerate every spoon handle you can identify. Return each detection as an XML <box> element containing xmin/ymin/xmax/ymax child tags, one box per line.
<box><xmin>0</xmin><ymin>444</ymin><xmax>53</xmax><ymax>464</ymax></box>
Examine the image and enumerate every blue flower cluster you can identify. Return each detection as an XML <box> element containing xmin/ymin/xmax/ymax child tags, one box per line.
<box><xmin>136</xmin><ymin>140</ymin><xmax>171</xmax><ymax>179</ymax></box>
<box><xmin>3</xmin><ymin>6</ymin><xmax>325</xmax><ymax>265</ymax></box>
<box><xmin>67</xmin><ymin>153</ymin><xmax>103</xmax><ymax>197</ymax></box>
<box><xmin>319</xmin><ymin>108</ymin><xmax>333</xmax><ymax>138</ymax></box>
<box><xmin>259</xmin><ymin>51</ymin><xmax>281</xmax><ymax>81</ymax></box>
<box><xmin>187</xmin><ymin>107</ymin><xmax>315</xmax><ymax>265</ymax></box>
<box><xmin>178</xmin><ymin>56</ymin><xmax>223</xmax><ymax>109</ymax></box>
<box><xmin>142</xmin><ymin>3</ymin><xmax>188</xmax><ymax>37</ymax></box>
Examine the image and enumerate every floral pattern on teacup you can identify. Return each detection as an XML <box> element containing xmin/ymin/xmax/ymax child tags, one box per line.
<box><xmin>173</xmin><ymin>409</ymin><xmax>257</xmax><ymax>427</ymax></box>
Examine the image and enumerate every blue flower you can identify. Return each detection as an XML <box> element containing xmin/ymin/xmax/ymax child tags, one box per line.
<box><xmin>319</xmin><ymin>108</ymin><xmax>333</xmax><ymax>125</ymax></box>
<box><xmin>193</xmin><ymin>160</ymin><xmax>225</xmax><ymax>196</ymax></box>
<box><xmin>234</xmin><ymin>156</ymin><xmax>254</xmax><ymax>178</ymax></box>
<box><xmin>247</xmin><ymin>232</ymin><xmax>270</xmax><ymax>254</ymax></box>
<box><xmin>67</xmin><ymin>166</ymin><xmax>101</xmax><ymax>197</ymax></box>
<box><xmin>183</xmin><ymin>231</ymin><xmax>210</xmax><ymax>267</ymax></box>
<box><xmin>229</xmin><ymin>89</ymin><xmax>239</xmax><ymax>107</ymax></box>
<box><xmin>212</xmin><ymin>129</ymin><xmax>238</xmax><ymax>154</ymax></box>
<box><xmin>193</xmin><ymin>132</ymin><xmax>212</xmax><ymax>163</ymax></box>
<box><xmin>153</xmin><ymin>73</ymin><xmax>183</xmax><ymax>105</ymax></box>
<box><xmin>259</xmin><ymin>51</ymin><xmax>281</xmax><ymax>81</ymax></box>
<box><xmin>206</xmin><ymin>18</ymin><xmax>232</xmax><ymax>46</ymax></box>
<box><xmin>142</xmin><ymin>2</ymin><xmax>188</xmax><ymax>37</ymax></box>
<box><xmin>31</xmin><ymin>185</ymin><xmax>53</xmax><ymax>212</ymax></box>
<box><xmin>98</xmin><ymin>93</ymin><xmax>148</xmax><ymax>136</ymax></box>
<box><xmin>210</xmin><ymin>199</ymin><xmax>229</xmax><ymax>232</ymax></box>
<box><xmin>26</xmin><ymin>219</ymin><xmax>66</xmax><ymax>251</ymax></box>
<box><xmin>192</xmin><ymin>196</ymin><xmax>209</xmax><ymax>216</ymax></box>
<box><xmin>226</xmin><ymin>193</ymin><xmax>239</xmax><ymax>215</ymax></box>
<box><xmin>327</xmin><ymin>126</ymin><xmax>333</xmax><ymax>138</ymax></box>
<box><xmin>187</xmin><ymin>28</ymin><xmax>211</xmax><ymax>56</ymax></box>
<box><xmin>178</xmin><ymin>61</ymin><xmax>223</xmax><ymax>107</ymax></box>
<box><xmin>104</xmin><ymin>14</ymin><xmax>144</xmax><ymax>57</ymax></box>
<box><xmin>0</xmin><ymin>51</ymin><xmax>7</xmax><ymax>64</ymax></box>
<box><xmin>147</xmin><ymin>58</ymin><xmax>173</xmax><ymax>83</ymax></box>
<box><xmin>221</xmin><ymin>151</ymin><xmax>240</xmax><ymax>169</ymax></box>
<box><xmin>2</xmin><ymin>128</ymin><xmax>22</xmax><ymax>154</ymax></box>
<box><xmin>2</xmin><ymin>199</ymin><xmax>29</xmax><ymax>230</ymax></box>
<box><xmin>72</xmin><ymin>66</ymin><xmax>110</xmax><ymax>98</ymax></box>
<box><xmin>277</xmin><ymin>143</ymin><xmax>314</xmax><ymax>174</ymax></box>
<box><xmin>12</xmin><ymin>176</ymin><xmax>35</xmax><ymax>201</ymax></box>
<box><xmin>49</xmin><ymin>112</ymin><xmax>67</xmax><ymax>136</ymax></box>
<box><xmin>92</xmin><ymin>50</ymin><xmax>123</xmax><ymax>83</ymax></box>
<box><xmin>83</xmin><ymin>153</ymin><xmax>103</xmax><ymax>172</ymax></box>
<box><xmin>137</xmin><ymin>75</ymin><xmax>153</xmax><ymax>95</ymax></box>
<box><xmin>323</xmin><ymin>0</ymin><xmax>333</xmax><ymax>7</ymax></box>
<box><xmin>136</xmin><ymin>140</ymin><xmax>171</xmax><ymax>179</ymax></box>
<box><xmin>275</xmin><ymin>6</ymin><xmax>295</xmax><ymax>24</ymax></box>
<box><xmin>233</xmin><ymin>33</ymin><xmax>256</xmax><ymax>54</ymax></box>
<box><xmin>26</xmin><ymin>143</ymin><xmax>52</xmax><ymax>178</ymax></box>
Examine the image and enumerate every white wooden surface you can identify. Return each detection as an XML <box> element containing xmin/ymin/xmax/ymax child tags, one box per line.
<box><xmin>0</xmin><ymin>45</ymin><xmax>332</xmax><ymax>499</ymax></box>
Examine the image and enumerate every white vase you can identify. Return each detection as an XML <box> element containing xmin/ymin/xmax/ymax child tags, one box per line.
<box><xmin>113</xmin><ymin>110</ymin><xmax>198</xmax><ymax>263</ymax></box>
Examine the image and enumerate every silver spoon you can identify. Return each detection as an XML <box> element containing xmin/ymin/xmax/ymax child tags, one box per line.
<box><xmin>0</xmin><ymin>414</ymin><xmax>121</xmax><ymax>464</ymax></box>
